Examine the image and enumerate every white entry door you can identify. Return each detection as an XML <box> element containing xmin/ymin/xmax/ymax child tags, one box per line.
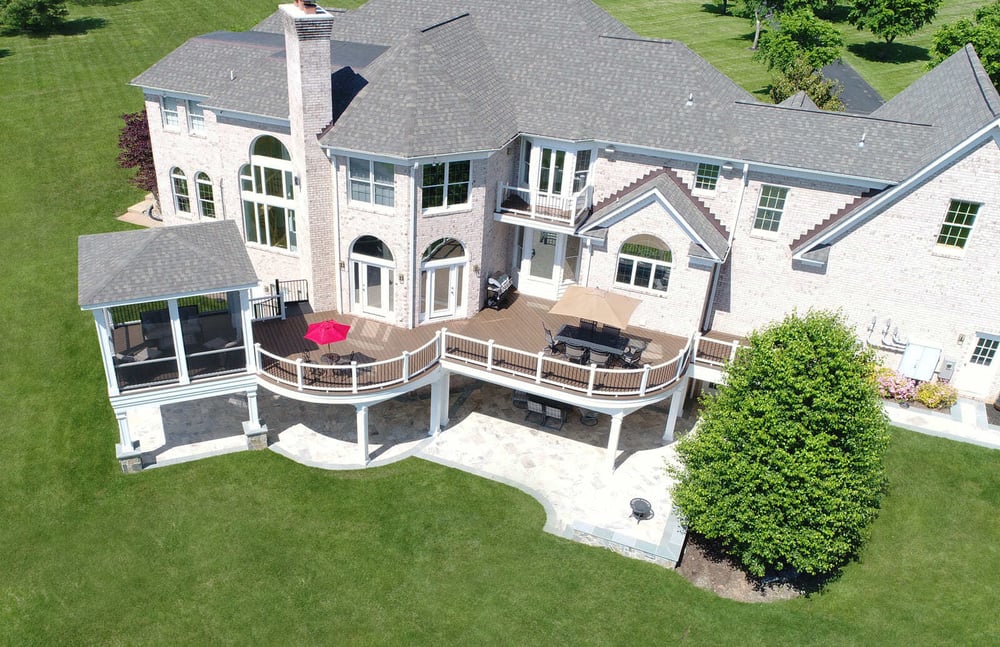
<box><xmin>352</xmin><ymin>261</ymin><xmax>393</xmax><ymax>317</ymax></box>
<box><xmin>421</xmin><ymin>264</ymin><xmax>464</xmax><ymax>321</ymax></box>
<box><xmin>953</xmin><ymin>334</ymin><xmax>1000</xmax><ymax>397</ymax></box>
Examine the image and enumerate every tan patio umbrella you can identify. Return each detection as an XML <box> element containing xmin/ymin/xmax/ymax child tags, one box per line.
<box><xmin>548</xmin><ymin>286</ymin><xmax>640</xmax><ymax>329</ymax></box>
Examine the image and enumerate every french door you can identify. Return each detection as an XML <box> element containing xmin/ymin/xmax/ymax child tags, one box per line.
<box><xmin>352</xmin><ymin>260</ymin><xmax>393</xmax><ymax>317</ymax></box>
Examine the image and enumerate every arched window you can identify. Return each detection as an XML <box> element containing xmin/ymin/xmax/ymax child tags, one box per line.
<box><xmin>615</xmin><ymin>235</ymin><xmax>671</xmax><ymax>292</ymax></box>
<box><xmin>171</xmin><ymin>168</ymin><xmax>190</xmax><ymax>214</ymax></box>
<box><xmin>240</xmin><ymin>137</ymin><xmax>296</xmax><ymax>251</ymax></box>
<box><xmin>195</xmin><ymin>172</ymin><xmax>215</xmax><ymax>218</ymax></box>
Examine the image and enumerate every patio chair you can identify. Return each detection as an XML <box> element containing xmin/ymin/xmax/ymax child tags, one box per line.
<box><xmin>525</xmin><ymin>399</ymin><xmax>546</xmax><ymax>425</ymax></box>
<box><xmin>542</xmin><ymin>325</ymin><xmax>565</xmax><ymax>355</ymax></box>
<box><xmin>620</xmin><ymin>340</ymin><xmax>648</xmax><ymax>368</ymax></box>
<box><xmin>565</xmin><ymin>344</ymin><xmax>589</xmax><ymax>365</ymax></box>
<box><xmin>589</xmin><ymin>349</ymin><xmax>612</xmax><ymax>367</ymax></box>
<box><xmin>579</xmin><ymin>319</ymin><xmax>597</xmax><ymax>333</ymax></box>
<box><xmin>601</xmin><ymin>325</ymin><xmax>621</xmax><ymax>338</ymax></box>
<box><xmin>543</xmin><ymin>404</ymin><xmax>566</xmax><ymax>430</ymax></box>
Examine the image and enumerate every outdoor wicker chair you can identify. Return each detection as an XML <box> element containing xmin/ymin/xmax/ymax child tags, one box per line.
<box><xmin>565</xmin><ymin>344</ymin><xmax>589</xmax><ymax>364</ymax></box>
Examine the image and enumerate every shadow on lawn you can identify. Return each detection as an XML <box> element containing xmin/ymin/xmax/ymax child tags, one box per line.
<box><xmin>849</xmin><ymin>41</ymin><xmax>930</xmax><ymax>64</ymax></box>
<box><xmin>71</xmin><ymin>0</ymin><xmax>141</xmax><ymax>5</ymax></box>
<box><xmin>0</xmin><ymin>49</ymin><xmax>9</xmax><ymax>59</ymax></box>
<box><xmin>56</xmin><ymin>17</ymin><xmax>108</xmax><ymax>36</ymax></box>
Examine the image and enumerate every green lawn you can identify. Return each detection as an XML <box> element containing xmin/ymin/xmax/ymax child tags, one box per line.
<box><xmin>1</xmin><ymin>1</ymin><xmax>998</xmax><ymax>644</ymax></box>
<box><xmin>597</xmin><ymin>0</ymin><xmax>991</xmax><ymax>99</ymax></box>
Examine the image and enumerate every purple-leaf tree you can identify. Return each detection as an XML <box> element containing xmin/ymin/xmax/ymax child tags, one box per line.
<box><xmin>116</xmin><ymin>111</ymin><xmax>159</xmax><ymax>208</ymax></box>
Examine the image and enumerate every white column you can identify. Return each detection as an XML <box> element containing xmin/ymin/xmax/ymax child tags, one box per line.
<box><xmin>246</xmin><ymin>389</ymin><xmax>261</xmax><ymax>429</ymax></box>
<box><xmin>115</xmin><ymin>410</ymin><xmax>135</xmax><ymax>451</ymax></box>
<box><xmin>605</xmin><ymin>412</ymin><xmax>624</xmax><ymax>474</ymax></box>
<box><xmin>663</xmin><ymin>379</ymin><xmax>687</xmax><ymax>443</ymax></box>
<box><xmin>438</xmin><ymin>370</ymin><xmax>451</xmax><ymax>429</ymax></box>
<box><xmin>356</xmin><ymin>405</ymin><xmax>370</xmax><ymax>465</ymax></box>
<box><xmin>92</xmin><ymin>309</ymin><xmax>120</xmax><ymax>396</ymax></box>
<box><xmin>239</xmin><ymin>289</ymin><xmax>257</xmax><ymax>372</ymax></box>
<box><xmin>429</xmin><ymin>374</ymin><xmax>443</xmax><ymax>436</ymax></box>
<box><xmin>167</xmin><ymin>300</ymin><xmax>190</xmax><ymax>384</ymax></box>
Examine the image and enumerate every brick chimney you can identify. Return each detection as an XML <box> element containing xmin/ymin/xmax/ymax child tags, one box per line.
<box><xmin>281</xmin><ymin>2</ymin><xmax>334</xmax><ymax>140</ymax></box>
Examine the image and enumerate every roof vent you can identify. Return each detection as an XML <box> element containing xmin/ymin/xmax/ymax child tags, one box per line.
<box><xmin>857</xmin><ymin>131</ymin><xmax>866</xmax><ymax>149</ymax></box>
<box><xmin>229</xmin><ymin>69</ymin><xmax>236</xmax><ymax>81</ymax></box>
<box><xmin>685</xmin><ymin>92</ymin><xmax>694</xmax><ymax>107</ymax></box>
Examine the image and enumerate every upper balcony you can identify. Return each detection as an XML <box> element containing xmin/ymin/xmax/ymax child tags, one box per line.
<box><xmin>495</xmin><ymin>183</ymin><xmax>594</xmax><ymax>229</ymax></box>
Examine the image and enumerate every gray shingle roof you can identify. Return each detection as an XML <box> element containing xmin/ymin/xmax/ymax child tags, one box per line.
<box><xmin>78</xmin><ymin>221</ymin><xmax>259</xmax><ymax>308</ymax></box>
<box><xmin>134</xmin><ymin>1</ymin><xmax>1000</xmax><ymax>182</ymax></box>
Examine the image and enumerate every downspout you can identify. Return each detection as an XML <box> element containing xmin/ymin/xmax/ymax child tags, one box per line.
<box><xmin>410</xmin><ymin>162</ymin><xmax>419</xmax><ymax>329</ymax></box>
<box><xmin>331</xmin><ymin>152</ymin><xmax>344</xmax><ymax>314</ymax></box>
<box><xmin>699</xmin><ymin>162</ymin><xmax>749</xmax><ymax>331</ymax></box>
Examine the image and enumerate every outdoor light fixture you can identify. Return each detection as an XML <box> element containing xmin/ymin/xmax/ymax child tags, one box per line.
<box><xmin>604</xmin><ymin>144</ymin><xmax>616</xmax><ymax>154</ymax></box>
<box><xmin>721</xmin><ymin>161</ymin><xmax>734</xmax><ymax>171</ymax></box>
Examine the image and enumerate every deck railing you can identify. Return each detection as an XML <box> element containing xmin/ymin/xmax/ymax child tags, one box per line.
<box><xmin>440</xmin><ymin>329</ymin><xmax>692</xmax><ymax>398</ymax></box>
<box><xmin>251</xmin><ymin>295</ymin><xmax>285</xmax><ymax>321</ymax></box>
<box><xmin>255</xmin><ymin>333</ymin><xmax>440</xmax><ymax>394</ymax></box>
<box><xmin>495</xmin><ymin>184</ymin><xmax>594</xmax><ymax>226</ymax></box>
<box><xmin>692</xmin><ymin>333</ymin><xmax>742</xmax><ymax>367</ymax></box>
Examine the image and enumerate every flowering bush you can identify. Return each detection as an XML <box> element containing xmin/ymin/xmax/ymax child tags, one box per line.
<box><xmin>874</xmin><ymin>367</ymin><xmax>916</xmax><ymax>401</ymax></box>
<box><xmin>914</xmin><ymin>381</ymin><xmax>958</xmax><ymax>409</ymax></box>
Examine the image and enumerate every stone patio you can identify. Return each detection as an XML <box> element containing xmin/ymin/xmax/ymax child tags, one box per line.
<box><xmin>127</xmin><ymin>377</ymin><xmax>696</xmax><ymax>565</ymax></box>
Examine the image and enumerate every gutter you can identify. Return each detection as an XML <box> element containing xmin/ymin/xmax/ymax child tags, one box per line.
<box><xmin>410</xmin><ymin>163</ymin><xmax>419</xmax><ymax>329</ymax></box>
<box><xmin>332</xmin><ymin>153</ymin><xmax>344</xmax><ymax>314</ymax></box>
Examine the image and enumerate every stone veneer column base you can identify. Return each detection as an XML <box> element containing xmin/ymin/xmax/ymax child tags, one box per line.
<box><xmin>244</xmin><ymin>421</ymin><xmax>269</xmax><ymax>450</ymax></box>
<box><xmin>116</xmin><ymin>443</ymin><xmax>143</xmax><ymax>474</ymax></box>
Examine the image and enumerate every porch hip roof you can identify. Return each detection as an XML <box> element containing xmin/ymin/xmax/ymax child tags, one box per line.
<box><xmin>78</xmin><ymin>220</ymin><xmax>259</xmax><ymax>308</ymax></box>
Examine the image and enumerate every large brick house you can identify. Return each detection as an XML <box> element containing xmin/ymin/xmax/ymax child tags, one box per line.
<box><xmin>82</xmin><ymin>0</ymin><xmax>1000</xmax><ymax>470</ymax></box>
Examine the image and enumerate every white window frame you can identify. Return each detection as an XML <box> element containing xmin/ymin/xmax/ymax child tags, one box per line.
<box><xmin>936</xmin><ymin>200</ymin><xmax>980</xmax><ymax>250</ymax></box>
<box><xmin>422</xmin><ymin>160</ymin><xmax>471</xmax><ymax>213</ymax></box>
<box><xmin>161</xmin><ymin>96</ymin><xmax>181</xmax><ymax>129</ymax></box>
<box><xmin>348</xmin><ymin>158</ymin><xmax>395</xmax><ymax>208</ymax></box>
<box><xmin>695</xmin><ymin>163</ymin><xmax>720</xmax><ymax>191</ymax></box>
<box><xmin>195</xmin><ymin>172</ymin><xmax>215</xmax><ymax>218</ymax></box>
<box><xmin>753</xmin><ymin>185</ymin><xmax>788</xmax><ymax>234</ymax></box>
<box><xmin>239</xmin><ymin>137</ymin><xmax>298</xmax><ymax>252</ymax></box>
<box><xmin>171</xmin><ymin>167</ymin><xmax>191</xmax><ymax>214</ymax></box>
<box><xmin>614</xmin><ymin>236</ymin><xmax>672</xmax><ymax>293</ymax></box>
<box><xmin>970</xmin><ymin>336</ymin><xmax>999</xmax><ymax>366</ymax></box>
<box><xmin>187</xmin><ymin>101</ymin><xmax>205</xmax><ymax>135</ymax></box>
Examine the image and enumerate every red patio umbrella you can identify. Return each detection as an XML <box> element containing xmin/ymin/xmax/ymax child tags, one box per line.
<box><xmin>303</xmin><ymin>319</ymin><xmax>351</xmax><ymax>351</ymax></box>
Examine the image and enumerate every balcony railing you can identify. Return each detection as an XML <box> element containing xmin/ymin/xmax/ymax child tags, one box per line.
<box><xmin>496</xmin><ymin>184</ymin><xmax>594</xmax><ymax>227</ymax></box>
<box><xmin>691</xmin><ymin>334</ymin><xmax>742</xmax><ymax>367</ymax></box>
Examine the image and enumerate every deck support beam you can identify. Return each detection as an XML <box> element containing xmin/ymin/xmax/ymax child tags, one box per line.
<box><xmin>663</xmin><ymin>378</ymin><xmax>687</xmax><ymax>443</ymax></box>
<box><xmin>605</xmin><ymin>412</ymin><xmax>624</xmax><ymax>474</ymax></box>
<box><xmin>356</xmin><ymin>404</ymin><xmax>370</xmax><ymax>465</ymax></box>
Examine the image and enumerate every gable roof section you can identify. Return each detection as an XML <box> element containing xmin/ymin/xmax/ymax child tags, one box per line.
<box><xmin>582</xmin><ymin>167</ymin><xmax>730</xmax><ymax>260</ymax></box>
<box><xmin>871</xmin><ymin>44</ymin><xmax>1000</xmax><ymax>169</ymax></box>
<box><xmin>79</xmin><ymin>221</ymin><xmax>259</xmax><ymax>308</ymax></box>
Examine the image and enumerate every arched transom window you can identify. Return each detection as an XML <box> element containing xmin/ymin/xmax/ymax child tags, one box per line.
<box><xmin>240</xmin><ymin>136</ymin><xmax>297</xmax><ymax>251</ymax></box>
<box><xmin>615</xmin><ymin>234</ymin><xmax>671</xmax><ymax>292</ymax></box>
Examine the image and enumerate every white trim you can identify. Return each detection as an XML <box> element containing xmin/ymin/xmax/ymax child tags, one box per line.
<box><xmin>792</xmin><ymin>119</ymin><xmax>1000</xmax><ymax>260</ymax></box>
<box><xmin>80</xmin><ymin>283</ymin><xmax>259</xmax><ymax>311</ymax></box>
<box><xmin>580</xmin><ymin>188</ymin><xmax>724</xmax><ymax>262</ymax></box>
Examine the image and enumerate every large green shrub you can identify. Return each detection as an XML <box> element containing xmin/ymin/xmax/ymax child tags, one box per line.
<box><xmin>671</xmin><ymin>311</ymin><xmax>890</xmax><ymax>577</ymax></box>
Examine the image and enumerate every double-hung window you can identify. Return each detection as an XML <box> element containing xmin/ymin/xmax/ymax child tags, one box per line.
<box><xmin>615</xmin><ymin>235</ymin><xmax>672</xmax><ymax>292</ymax></box>
<box><xmin>187</xmin><ymin>101</ymin><xmax>205</xmax><ymax>134</ymax></box>
<box><xmin>753</xmin><ymin>185</ymin><xmax>788</xmax><ymax>233</ymax></box>
<box><xmin>695</xmin><ymin>163</ymin><xmax>720</xmax><ymax>191</ymax></box>
<box><xmin>349</xmin><ymin>158</ymin><xmax>395</xmax><ymax>207</ymax></box>
<box><xmin>196</xmin><ymin>172</ymin><xmax>215</xmax><ymax>218</ymax></box>
<box><xmin>161</xmin><ymin>97</ymin><xmax>180</xmax><ymax>129</ymax></box>
<box><xmin>422</xmin><ymin>161</ymin><xmax>471</xmax><ymax>211</ymax></box>
<box><xmin>936</xmin><ymin>200</ymin><xmax>979</xmax><ymax>249</ymax></box>
<box><xmin>171</xmin><ymin>167</ymin><xmax>191</xmax><ymax>213</ymax></box>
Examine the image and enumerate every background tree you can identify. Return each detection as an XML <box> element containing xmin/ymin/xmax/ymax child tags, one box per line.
<box><xmin>754</xmin><ymin>8</ymin><xmax>844</xmax><ymax>72</ymax></box>
<box><xmin>670</xmin><ymin>311</ymin><xmax>889</xmax><ymax>578</ymax></box>
<box><xmin>769</xmin><ymin>55</ymin><xmax>845</xmax><ymax>109</ymax></box>
<box><xmin>848</xmin><ymin>0</ymin><xmax>942</xmax><ymax>49</ymax></box>
<box><xmin>0</xmin><ymin>0</ymin><xmax>68</xmax><ymax>35</ymax></box>
<box><xmin>930</xmin><ymin>1</ymin><xmax>1000</xmax><ymax>89</ymax></box>
<box><xmin>116</xmin><ymin>111</ymin><xmax>159</xmax><ymax>207</ymax></box>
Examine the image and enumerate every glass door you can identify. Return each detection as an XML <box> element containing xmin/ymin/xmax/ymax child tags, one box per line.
<box><xmin>537</xmin><ymin>148</ymin><xmax>567</xmax><ymax>199</ymax></box>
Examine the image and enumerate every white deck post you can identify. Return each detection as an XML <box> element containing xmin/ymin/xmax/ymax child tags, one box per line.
<box><xmin>605</xmin><ymin>412</ymin><xmax>624</xmax><ymax>474</ymax></box>
<box><xmin>92</xmin><ymin>309</ymin><xmax>120</xmax><ymax>396</ymax></box>
<box><xmin>663</xmin><ymin>378</ymin><xmax>687</xmax><ymax>443</ymax></box>
<box><xmin>115</xmin><ymin>410</ymin><xmax>135</xmax><ymax>451</ymax></box>
<box><xmin>439</xmin><ymin>369</ymin><xmax>451</xmax><ymax>429</ymax></box>
<box><xmin>246</xmin><ymin>389</ymin><xmax>261</xmax><ymax>429</ymax></box>
<box><xmin>167</xmin><ymin>300</ymin><xmax>190</xmax><ymax>384</ymax></box>
<box><xmin>356</xmin><ymin>405</ymin><xmax>370</xmax><ymax>465</ymax></box>
<box><xmin>114</xmin><ymin>409</ymin><xmax>142</xmax><ymax>473</ymax></box>
<box><xmin>240</xmin><ymin>289</ymin><xmax>257</xmax><ymax>372</ymax></box>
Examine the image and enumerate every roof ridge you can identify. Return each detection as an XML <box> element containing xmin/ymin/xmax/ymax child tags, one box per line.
<box><xmin>661</xmin><ymin>167</ymin><xmax>728</xmax><ymax>238</ymax></box>
<box><xmin>735</xmin><ymin>100</ymin><xmax>933</xmax><ymax>127</ymax></box>
<box><xmin>790</xmin><ymin>188</ymin><xmax>882</xmax><ymax>252</ymax></box>
<box><xmin>963</xmin><ymin>44</ymin><xmax>1000</xmax><ymax>118</ymax></box>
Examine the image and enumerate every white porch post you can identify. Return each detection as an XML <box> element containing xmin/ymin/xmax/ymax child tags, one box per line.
<box><xmin>239</xmin><ymin>289</ymin><xmax>257</xmax><ymax>372</ymax></box>
<box><xmin>115</xmin><ymin>410</ymin><xmax>135</xmax><ymax>450</ymax></box>
<box><xmin>429</xmin><ymin>371</ymin><xmax>446</xmax><ymax>436</ymax></box>
<box><xmin>356</xmin><ymin>405</ymin><xmax>370</xmax><ymax>465</ymax></box>
<box><xmin>167</xmin><ymin>300</ymin><xmax>190</xmax><ymax>384</ymax></box>
<box><xmin>438</xmin><ymin>369</ymin><xmax>451</xmax><ymax>429</ymax></box>
<box><xmin>663</xmin><ymin>378</ymin><xmax>687</xmax><ymax>443</ymax></box>
<box><xmin>605</xmin><ymin>412</ymin><xmax>624</xmax><ymax>474</ymax></box>
<box><xmin>246</xmin><ymin>389</ymin><xmax>261</xmax><ymax>428</ymax></box>
<box><xmin>114</xmin><ymin>409</ymin><xmax>143</xmax><ymax>473</ymax></box>
<box><xmin>92</xmin><ymin>309</ymin><xmax>120</xmax><ymax>396</ymax></box>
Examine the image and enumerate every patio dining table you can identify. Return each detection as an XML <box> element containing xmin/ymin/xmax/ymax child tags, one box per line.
<box><xmin>554</xmin><ymin>323</ymin><xmax>629</xmax><ymax>357</ymax></box>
